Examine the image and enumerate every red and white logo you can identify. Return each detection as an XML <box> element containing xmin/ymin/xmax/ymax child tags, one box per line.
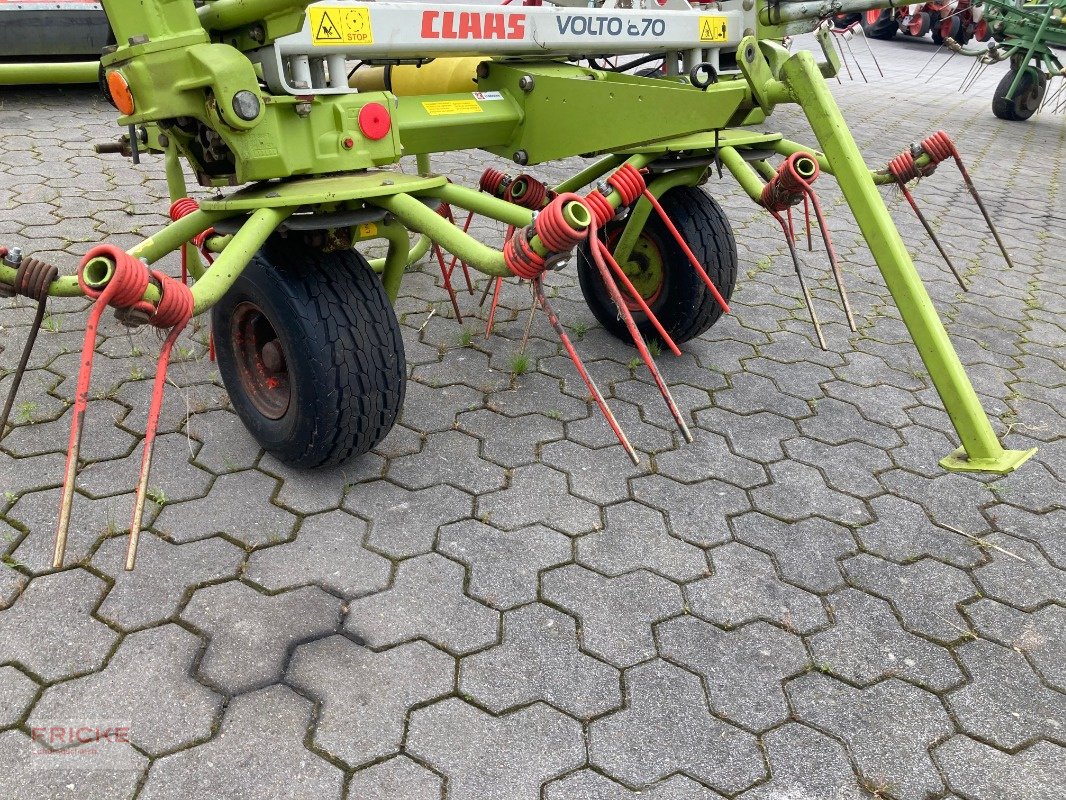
<box><xmin>421</xmin><ymin>11</ymin><xmax>527</xmax><ymax>41</ymax></box>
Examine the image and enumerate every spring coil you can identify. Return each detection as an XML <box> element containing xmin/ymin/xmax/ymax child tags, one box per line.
<box><xmin>503</xmin><ymin>229</ymin><xmax>548</xmax><ymax>280</ymax></box>
<box><xmin>12</xmin><ymin>256</ymin><xmax>60</xmax><ymax>303</ymax></box>
<box><xmin>479</xmin><ymin>168</ymin><xmax>511</xmax><ymax>196</ymax></box>
<box><xmin>760</xmin><ymin>153</ymin><xmax>818</xmax><ymax>212</ymax></box>
<box><xmin>505</xmin><ymin>174</ymin><xmax>551</xmax><ymax>210</ymax></box>
<box><xmin>534</xmin><ymin>193</ymin><xmax>589</xmax><ymax>254</ymax></box>
<box><xmin>888</xmin><ymin>131</ymin><xmax>956</xmax><ymax>183</ymax></box>
<box><xmin>606</xmin><ymin>163</ymin><xmax>646</xmax><ymax>207</ymax></box>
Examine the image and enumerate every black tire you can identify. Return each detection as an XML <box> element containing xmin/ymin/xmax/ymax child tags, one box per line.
<box><xmin>212</xmin><ymin>236</ymin><xmax>406</xmax><ymax>468</ymax></box>
<box><xmin>932</xmin><ymin>15</ymin><xmax>960</xmax><ymax>44</ymax></box>
<box><xmin>992</xmin><ymin>68</ymin><xmax>1046</xmax><ymax>121</ymax></box>
<box><xmin>863</xmin><ymin>9</ymin><xmax>898</xmax><ymax>40</ymax></box>
<box><xmin>577</xmin><ymin>185</ymin><xmax>737</xmax><ymax>346</ymax></box>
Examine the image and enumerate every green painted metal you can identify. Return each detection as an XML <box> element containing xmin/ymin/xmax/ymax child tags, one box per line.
<box><xmin>779</xmin><ymin>51</ymin><xmax>1036</xmax><ymax>475</ymax></box>
<box><xmin>0</xmin><ymin>0</ymin><xmax>1037</xmax><ymax>474</ymax></box>
<box><xmin>0</xmin><ymin>62</ymin><xmax>99</xmax><ymax>85</ymax></box>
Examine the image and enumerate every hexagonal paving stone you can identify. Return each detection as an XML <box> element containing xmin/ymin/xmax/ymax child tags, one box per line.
<box><xmin>841</xmin><ymin>553</ymin><xmax>978</xmax><ymax>643</ymax></box>
<box><xmin>0</xmin><ymin>665</ymin><xmax>37</xmax><ymax>728</ymax></box>
<box><xmin>346</xmin><ymin>755</ymin><xmax>444</xmax><ymax>800</ymax></box>
<box><xmin>138</xmin><ymin>685</ymin><xmax>344</xmax><ymax>800</ymax></box>
<box><xmin>181</xmin><ymin>581</ymin><xmax>343</xmax><ymax>694</ymax></box>
<box><xmin>973</xmin><ymin>533</ymin><xmax>1066</xmax><ymax>610</ymax></box>
<box><xmin>686</xmin><ymin>542</ymin><xmax>827</xmax><ymax>634</ymax></box>
<box><xmin>438</xmin><ymin>519</ymin><xmax>571</xmax><ymax>610</ymax></box>
<box><xmin>287</xmin><ymin>635</ymin><xmax>453</xmax><ymax>768</ymax></box>
<box><xmin>731</xmin><ymin>512</ymin><xmax>856</xmax><ymax>593</ymax></box>
<box><xmin>406</xmin><ymin>698</ymin><xmax>584</xmax><ymax>800</ymax></box>
<box><xmin>29</xmin><ymin>624</ymin><xmax>220</xmax><ymax>755</ymax></box>
<box><xmin>0</xmin><ymin>728</ymin><xmax>146</xmax><ymax>800</ymax></box>
<box><xmin>945</xmin><ymin>639</ymin><xmax>1066</xmax><ymax>749</ymax></box>
<box><xmin>750</xmin><ymin>460</ymin><xmax>871</xmax><ymax>526</ymax></box>
<box><xmin>245</xmin><ymin>509</ymin><xmax>391</xmax><ymax>597</ymax></box>
<box><xmin>934</xmin><ymin>736</ymin><xmax>1066</xmax><ymax>800</ymax></box>
<box><xmin>460</xmin><ymin>603</ymin><xmax>621</xmax><ymax>718</ymax></box>
<box><xmin>657</xmin><ymin>616</ymin><xmax>809</xmax><ymax>731</ymax></box>
<box><xmin>345</xmin><ymin>481</ymin><xmax>473</xmax><ymax>559</ymax></box>
<box><xmin>153</xmin><ymin>469</ymin><xmax>297</xmax><ymax>547</ymax></box>
<box><xmin>965</xmin><ymin>599</ymin><xmax>1066</xmax><ymax>691</ymax></box>
<box><xmin>0</xmin><ymin>569</ymin><xmax>118</xmax><ymax>682</ymax></box>
<box><xmin>92</xmin><ymin>532</ymin><xmax>245</xmax><ymax>630</ymax></box>
<box><xmin>476</xmin><ymin>463</ymin><xmax>601</xmax><ymax>535</ymax></box>
<box><xmin>787</xmin><ymin>673</ymin><xmax>954</xmax><ymax>800</ymax></box>
<box><xmin>547</xmin><ymin>771</ymin><xmax>726</xmax><ymax>800</ymax></box>
<box><xmin>739</xmin><ymin>723</ymin><xmax>864</xmax><ymax>800</ymax></box>
<box><xmin>809</xmin><ymin>589</ymin><xmax>964</xmax><ymax>691</ymax></box>
<box><xmin>541</xmin><ymin>565</ymin><xmax>682</xmax><ymax>668</ymax></box>
<box><xmin>386</xmin><ymin>430</ymin><xmax>506</xmax><ymax>495</ymax></box>
<box><xmin>853</xmin><ymin>494</ymin><xmax>982</xmax><ymax>568</ymax></box>
<box><xmin>577</xmin><ymin>501</ymin><xmax>707</xmax><ymax>581</ymax></box>
<box><xmin>344</xmin><ymin>553</ymin><xmax>499</xmax><ymax>655</ymax></box>
<box><xmin>589</xmin><ymin>659</ymin><xmax>764</xmax><ymax>794</ymax></box>
<box><xmin>631</xmin><ymin>474</ymin><xmax>750</xmax><ymax>547</ymax></box>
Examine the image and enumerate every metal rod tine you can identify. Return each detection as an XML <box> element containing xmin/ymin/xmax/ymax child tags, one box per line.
<box><xmin>857</xmin><ymin>27</ymin><xmax>884</xmax><ymax>78</ymax></box>
<box><xmin>917</xmin><ymin>45</ymin><xmax>945</xmax><ymax>79</ymax></box>
<box><xmin>950</xmin><ymin>156</ymin><xmax>1015</xmax><ymax>270</ymax></box>
<box><xmin>897</xmin><ymin>180</ymin><xmax>968</xmax><ymax>290</ymax></box>
<box><xmin>806</xmin><ymin>188</ymin><xmax>857</xmax><ymax>332</ymax></box>
<box><xmin>843</xmin><ymin>37</ymin><xmax>868</xmax><ymax>83</ymax></box>
<box><xmin>774</xmin><ymin>212</ymin><xmax>827</xmax><ymax>349</ymax></box>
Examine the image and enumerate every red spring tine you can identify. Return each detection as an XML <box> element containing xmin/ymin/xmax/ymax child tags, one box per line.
<box><xmin>447</xmin><ymin>210</ymin><xmax>477</xmax><ymax>294</ymax></box>
<box><xmin>433</xmin><ymin>242</ymin><xmax>464</xmax><ymax>323</ymax></box>
<box><xmin>771</xmin><ymin>210</ymin><xmax>828</xmax><ymax>350</ymax></box>
<box><xmin>596</xmin><ymin>238</ymin><xmax>681</xmax><ymax>356</ymax></box>
<box><xmin>588</xmin><ymin>218</ymin><xmax>693</xmax><ymax>443</ymax></box>
<box><xmin>533</xmin><ymin>278</ymin><xmax>638</xmax><ymax>464</ymax></box>
<box><xmin>486</xmin><ymin>277</ymin><xmax>503</xmax><ymax>338</ymax></box>
<box><xmin>803</xmin><ymin>193</ymin><xmax>813</xmax><ymax>252</ymax></box>
<box><xmin>799</xmin><ymin>182</ymin><xmax>857</xmax><ymax>332</ymax></box>
<box><xmin>641</xmin><ymin>190</ymin><xmax>731</xmax><ymax>315</ymax></box>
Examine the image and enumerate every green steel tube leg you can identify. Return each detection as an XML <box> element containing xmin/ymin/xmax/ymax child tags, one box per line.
<box><xmin>781</xmin><ymin>51</ymin><xmax>1035</xmax><ymax>474</ymax></box>
<box><xmin>379</xmin><ymin>223</ymin><xmax>412</xmax><ymax>302</ymax></box>
<box><xmin>190</xmin><ymin>206</ymin><xmax>294</xmax><ymax>315</ymax></box>
<box><xmin>369</xmin><ymin>234</ymin><xmax>432</xmax><ymax>275</ymax></box>
<box><xmin>376</xmin><ymin>193</ymin><xmax>511</xmax><ymax>278</ymax></box>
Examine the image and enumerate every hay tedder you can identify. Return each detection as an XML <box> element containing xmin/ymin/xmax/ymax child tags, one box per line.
<box><xmin>941</xmin><ymin>0</ymin><xmax>1066</xmax><ymax>119</ymax></box>
<box><xmin>0</xmin><ymin>0</ymin><xmax>1037</xmax><ymax>571</ymax></box>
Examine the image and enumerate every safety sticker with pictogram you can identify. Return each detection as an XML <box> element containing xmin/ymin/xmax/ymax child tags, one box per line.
<box><xmin>699</xmin><ymin>16</ymin><xmax>729</xmax><ymax>42</ymax></box>
<box><xmin>309</xmin><ymin>7</ymin><xmax>374</xmax><ymax>45</ymax></box>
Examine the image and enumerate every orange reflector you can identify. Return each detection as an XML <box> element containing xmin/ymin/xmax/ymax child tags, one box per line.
<box><xmin>107</xmin><ymin>71</ymin><xmax>135</xmax><ymax>116</ymax></box>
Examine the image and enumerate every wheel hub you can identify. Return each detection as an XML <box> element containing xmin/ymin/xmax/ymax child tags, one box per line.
<box><xmin>612</xmin><ymin>233</ymin><xmax>665</xmax><ymax>313</ymax></box>
<box><xmin>231</xmin><ymin>301</ymin><xmax>291</xmax><ymax>420</ymax></box>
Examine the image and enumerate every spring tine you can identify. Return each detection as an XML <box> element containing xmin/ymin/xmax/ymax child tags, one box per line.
<box><xmin>857</xmin><ymin>26</ymin><xmax>884</xmax><ymax>78</ymax></box>
<box><xmin>806</xmin><ymin>187</ymin><xmax>857</xmax><ymax>332</ymax></box>
<box><xmin>127</xmin><ymin>321</ymin><xmax>186</xmax><ymax>570</ymax></box>
<box><xmin>918</xmin><ymin>45</ymin><xmax>945</xmax><ymax>80</ymax></box>
<box><xmin>56</xmin><ymin>301</ymin><xmax>112</xmax><ymax>568</ymax></box>
<box><xmin>433</xmin><ymin>243</ymin><xmax>464</xmax><ymax>323</ymax></box>
<box><xmin>896</xmin><ymin>180</ymin><xmax>968</xmax><ymax>290</ymax></box>
<box><xmin>924</xmin><ymin>51</ymin><xmax>956</xmax><ymax>85</ymax></box>
<box><xmin>773</xmin><ymin>212</ymin><xmax>827</xmax><ymax>350</ymax></box>
<box><xmin>485</xmin><ymin>277</ymin><xmax>503</xmax><ymax>338</ymax></box>
<box><xmin>519</xmin><ymin>283</ymin><xmax>538</xmax><ymax>355</ymax></box>
<box><xmin>446</xmin><ymin>210</ymin><xmax>477</xmax><ymax>294</ymax></box>
<box><xmin>949</xmin><ymin>154</ymin><xmax>1015</xmax><ymax>270</ymax></box>
<box><xmin>843</xmin><ymin>36</ymin><xmax>868</xmax><ymax>83</ymax></box>
<box><xmin>803</xmin><ymin>193</ymin><xmax>813</xmax><ymax>251</ymax></box>
<box><xmin>787</xmin><ymin>206</ymin><xmax>796</xmax><ymax>242</ymax></box>
<box><xmin>835</xmin><ymin>35</ymin><xmax>855</xmax><ymax>82</ymax></box>
<box><xmin>589</xmin><ymin>227</ymin><xmax>693</xmax><ymax>443</ymax></box>
<box><xmin>533</xmin><ymin>279</ymin><xmax>639</xmax><ymax>464</ymax></box>
<box><xmin>0</xmin><ymin>300</ymin><xmax>48</xmax><ymax>441</ymax></box>
<box><xmin>597</xmin><ymin>239</ymin><xmax>681</xmax><ymax>356</ymax></box>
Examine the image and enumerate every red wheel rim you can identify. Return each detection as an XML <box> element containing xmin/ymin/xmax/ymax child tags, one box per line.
<box><xmin>230</xmin><ymin>301</ymin><xmax>291</xmax><ymax>420</ymax></box>
<box><xmin>866</xmin><ymin>9</ymin><xmax>883</xmax><ymax>24</ymax></box>
<box><xmin>940</xmin><ymin>18</ymin><xmax>954</xmax><ymax>38</ymax></box>
<box><xmin>975</xmin><ymin>19</ymin><xmax>989</xmax><ymax>40</ymax></box>
<box><xmin>909</xmin><ymin>13</ymin><xmax>926</xmax><ymax>35</ymax></box>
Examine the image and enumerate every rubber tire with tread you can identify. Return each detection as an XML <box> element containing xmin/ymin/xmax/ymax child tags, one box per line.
<box><xmin>992</xmin><ymin>68</ymin><xmax>1046</xmax><ymax>121</ymax></box>
<box><xmin>212</xmin><ymin>236</ymin><xmax>406</xmax><ymax>469</ymax></box>
<box><xmin>863</xmin><ymin>9</ymin><xmax>898</xmax><ymax>39</ymax></box>
<box><xmin>577</xmin><ymin>185</ymin><xmax>737</xmax><ymax>347</ymax></box>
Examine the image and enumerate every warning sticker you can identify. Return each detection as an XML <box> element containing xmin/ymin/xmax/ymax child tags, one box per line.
<box><xmin>699</xmin><ymin>16</ymin><xmax>729</xmax><ymax>42</ymax></box>
<box><xmin>309</xmin><ymin>7</ymin><xmax>374</xmax><ymax>46</ymax></box>
<box><xmin>422</xmin><ymin>99</ymin><xmax>484</xmax><ymax>116</ymax></box>
<box><xmin>472</xmin><ymin>91</ymin><xmax>505</xmax><ymax>101</ymax></box>
<box><xmin>357</xmin><ymin>222</ymin><xmax>378</xmax><ymax>238</ymax></box>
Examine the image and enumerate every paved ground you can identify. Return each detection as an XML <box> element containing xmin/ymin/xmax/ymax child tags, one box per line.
<box><xmin>1</xmin><ymin>31</ymin><xmax>1064</xmax><ymax>800</ymax></box>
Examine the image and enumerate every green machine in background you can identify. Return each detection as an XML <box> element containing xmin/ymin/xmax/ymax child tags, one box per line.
<box><xmin>0</xmin><ymin>0</ymin><xmax>111</xmax><ymax>84</ymax></box>
<box><xmin>0</xmin><ymin>0</ymin><xmax>1037</xmax><ymax>572</ymax></box>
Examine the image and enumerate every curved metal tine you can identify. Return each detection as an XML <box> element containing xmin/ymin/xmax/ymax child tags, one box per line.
<box><xmin>842</xmin><ymin>35</ymin><xmax>869</xmax><ymax>83</ymax></box>
<box><xmin>896</xmin><ymin>180</ymin><xmax>968</xmax><ymax>290</ymax></box>
<box><xmin>855</xmin><ymin>26</ymin><xmax>884</xmax><ymax>78</ymax></box>
<box><xmin>773</xmin><ymin>211</ymin><xmax>827</xmax><ymax>349</ymax></box>
<box><xmin>918</xmin><ymin>45</ymin><xmax>946</xmax><ymax>79</ymax></box>
<box><xmin>834</xmin><ymin>34</ymin><xmax>854</xmax><ymax>82</ymax></box>
<box><xmin>924</xmin><ymin>50</ymin><xmax>956</xmax><ymax>85</ymax></box>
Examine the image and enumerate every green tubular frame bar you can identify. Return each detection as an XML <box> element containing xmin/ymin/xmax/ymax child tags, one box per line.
<box><xmin>0</xmin><ymin>0</ymin><xmax>1036</xmax><ymax>474</ymax></box>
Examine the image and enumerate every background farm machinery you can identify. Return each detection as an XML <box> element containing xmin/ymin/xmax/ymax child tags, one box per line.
<box><xmin>0</xmin><ymin>0</ymin><xmax>1036</xmax><ymax>571</ymax></box>
<box><xmin>0</xmin><ymin>0</ymin><xmax>111</xmax><ymax>84</ymax></box>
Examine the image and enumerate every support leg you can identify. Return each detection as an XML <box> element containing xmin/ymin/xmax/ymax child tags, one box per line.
<box><xmin>780</xmin><ymin>51</ymin><xmax>1035</xmax><ymax>474</ymax></box>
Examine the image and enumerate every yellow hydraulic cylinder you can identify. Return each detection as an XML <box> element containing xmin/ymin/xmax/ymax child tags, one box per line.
<box><xmin>349</xmin><ymin>58</ymin><xmax>485</xmax><ymax>95</ymax></box>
